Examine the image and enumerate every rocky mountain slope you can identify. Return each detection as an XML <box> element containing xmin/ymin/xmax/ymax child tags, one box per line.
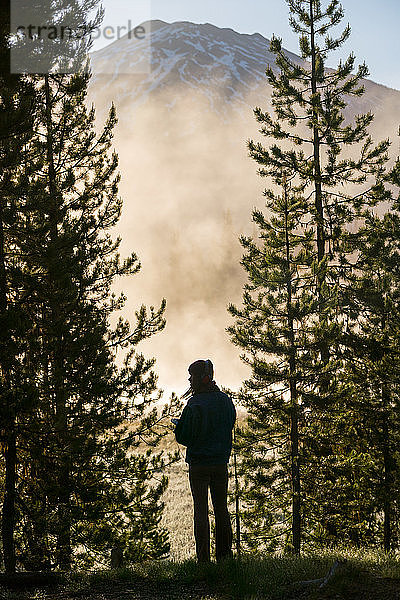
<box><xmin>88</xmin><ymin>20</ymin><xmax>400</xmax><ymax>124</ymax></box>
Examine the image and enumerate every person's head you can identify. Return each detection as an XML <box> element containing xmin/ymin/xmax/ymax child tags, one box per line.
<box><xmin>188</xmin><ymin>359</ymin><xmax>214</xmax><ymax>393</ymax></box>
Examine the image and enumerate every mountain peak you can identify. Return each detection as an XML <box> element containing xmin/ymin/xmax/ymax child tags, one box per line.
<box><xmin>88</xmin><ymin>19</ymin><xmax>400</xmax><ymax>124</ymax></box>
<box><xmin>89</xmin><ymin>19</ymin><xmax>279</xmax><ymax>111</ymax></box>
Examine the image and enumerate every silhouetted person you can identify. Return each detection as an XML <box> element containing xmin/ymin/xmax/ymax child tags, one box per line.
<box><xmin>174</xmin><ymin>360</ymin><xmax>236</xmax><ymax>563</ymax></box>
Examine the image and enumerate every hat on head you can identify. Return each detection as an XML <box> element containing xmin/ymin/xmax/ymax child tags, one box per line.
<box><xmin>189</xmin><ymin>359</ymin><xmax>214</xmax><ymax>381</ymax></box>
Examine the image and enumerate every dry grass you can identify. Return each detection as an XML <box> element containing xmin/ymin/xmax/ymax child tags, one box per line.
<box><xmin>4</xmin><ymin>550</ymin><xmax>399</xmax><ymax>600</ymax></box>
<box><xmin>160</xmin><ymin>459</ymin><xmax>196</xmax><ymax>561</ymax></box>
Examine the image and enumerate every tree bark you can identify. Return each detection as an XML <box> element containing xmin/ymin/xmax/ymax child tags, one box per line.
<box><xmin>2</xmin><ymin>426</ymin><xmax>16</xmax><ymax>573</ymax></box>
<box><xmin>284</xmin><ymin>180</ymin><xmax>301</xmax><ymax>554</ymax></box>
<box><xmin>232</xmin><ymin>426</ymin><xmax>241</xmax><ymax>557</ymax></box>
<box><xmin>309</xmin><ymin>0</ymin><xmax>325</xmax><ymax>267</ymax></box>
<box><xmin>0</xmin><ymin>133</ymin><xmax>16</xmax><ymax>573</ymax></box>
<box><xmin>382</xmin><ymin>385</ymin><xmax>392</xmax><ymax>552</ymax></box>
<box><xmin>44</xmin><ymin>74</ymin><xmax>71</xmax><ymax>570</ymax></box>
<box><xmin>309</xmin><ymin>0</ymin><xmax>330</xmax><ymax>398</ymax></box>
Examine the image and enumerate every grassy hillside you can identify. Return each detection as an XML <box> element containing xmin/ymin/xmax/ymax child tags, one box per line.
<box><xmin>23</xmin><ymin>414</ymin><xmax>393</xmax><ymax>600</ymax></box>
<box><xmin>1</xmin><ymin>551</ymin><xmax>399</xmax><ymax>599</ymax></box>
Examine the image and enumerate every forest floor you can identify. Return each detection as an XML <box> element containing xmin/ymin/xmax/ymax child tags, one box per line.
<box><xmin>2</xmin><ymin>420</ymin><xmax>399</xmax><ymax>598</ymax></box>
<box><xmin>0</xmin><ymin>552</ymin><xmax>399</xmax><ymax>600</ymax></box>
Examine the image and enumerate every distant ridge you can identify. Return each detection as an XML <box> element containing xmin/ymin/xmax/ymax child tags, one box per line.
<box><xmin>88</xmin><ymin>19</ymin><xmax>400</xmax><ymax>124</ymax></box>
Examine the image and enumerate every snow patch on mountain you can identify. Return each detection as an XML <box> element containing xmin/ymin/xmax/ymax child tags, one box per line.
<box><xmin>88</xmin><ymin>20</ymin><xmax>287</xmax><ymax>113</ymax></box>
<box><xmin>87</xmin><ymin>19</ymin><xmax>400</xmax><ymax>132</ymax></box>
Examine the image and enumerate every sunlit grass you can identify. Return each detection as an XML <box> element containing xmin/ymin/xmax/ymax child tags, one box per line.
<box><xmin>90</xmin><ymin>417</ymin><xmax>400</xmax><ymax>599</ymax></box>
<box><xmin>63</xmin><ymin>548</ymin><xmax>399</xmax><ymax>600</ymax></box>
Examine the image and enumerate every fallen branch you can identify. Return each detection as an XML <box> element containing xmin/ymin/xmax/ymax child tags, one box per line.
<box><xmin>293</xmin><ymin>559</ymin><xmax>347</xmax><ymax>589</ymax></box>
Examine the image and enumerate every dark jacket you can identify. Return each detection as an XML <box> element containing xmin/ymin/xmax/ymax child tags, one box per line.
<box><xmin>175</xmin><ymin>390</ymin><xmax>236</xmax><ymax>465</ymax></box>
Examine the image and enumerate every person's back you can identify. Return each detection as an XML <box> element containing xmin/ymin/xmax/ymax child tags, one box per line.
<box><xmin>176</xmin><ymin>389</ymin><xmax>236</xmax><ymax>465</ymax></box>
<box><xmin>174</xmin><ymin>359</ymin><xmax>236</xmax><ymax>563</ymax></box>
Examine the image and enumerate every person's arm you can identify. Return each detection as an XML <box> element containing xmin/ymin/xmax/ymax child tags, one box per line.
<box><xmin>174</xmin><ymin>405</ymin><xmax>194</xmax><ymax>447</ymax></box>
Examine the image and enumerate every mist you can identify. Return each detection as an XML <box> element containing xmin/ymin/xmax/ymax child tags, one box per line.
<box><xmin>86</xmin><ymin>66</ymin><xmax>400</xmax><ymax>399</ymax></box>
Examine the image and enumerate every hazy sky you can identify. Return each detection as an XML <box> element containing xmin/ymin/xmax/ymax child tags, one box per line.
<box><xmin>92</xmin><ymin>0</ymin><xmax>400</xmax><ymax>90</ymax></box>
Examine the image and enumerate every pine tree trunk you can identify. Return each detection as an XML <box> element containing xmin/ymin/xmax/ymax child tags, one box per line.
<box><xmin>44</xmin><ymin>74</ymin><xmax>71</xmax><ymax>570</ymax></box>
<box><xmin>2</xmin><ymin>426</ymin><xmax>16</xmax><ymax>573</ymax></box>
<box><xmin>284</xmin><ymin>183</ymin><xmax>301</xmax><ymax>554</ymax></box>
<box><xmin>290</xmin><ymin>403</ymin><xmax>300</xmax><ymax>554</ymax></box>
<box><xmin>382</xmin><ymin>386</ymin><xmax>392</xmax><ymax>552</ymax></box>
<box><xmin>0</xmin><ymin>153</ymin><xmax>16</xmax><ymax>573</ymax></box>
<box><xmin>309</xmin><ymin>0</ymin><xmax>331</xmax><ymax>380</ymax></box>
<box><xmin>54</xmin><ymin>351</ymin><xmax>70</xmax><ymax>570</ymax></box>
<box><xmin>233</xmin><ymin>426</ymin><xmax>241</xmax><ymax>556</ymax></box>
<box><xmin>379</xmin><ymin>305</ymin><xmax>392</xmax><ymax>553</ymax></box>
<box><xmin>309</xmin><ymin>0</ymin><xmax>325</xmax><ymax>268</ymax></box>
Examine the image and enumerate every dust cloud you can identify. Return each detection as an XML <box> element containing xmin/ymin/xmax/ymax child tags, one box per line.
<box><xmin>86</xmin><ymin>75</ymin><xmax>400</xmax><ymax>400</ymax></box>
<box><xmin>107</xmin><ymin>88</ymin><xmax>265</xmax><ymax>398</ymax></box>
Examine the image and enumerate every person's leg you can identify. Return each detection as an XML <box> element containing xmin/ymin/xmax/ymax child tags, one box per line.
<box><xmin>210</xmin><ymin>464</ymin><xmax>233</xmax><ymax>562</ymax></box>
<box><xmin>189</xmin><ymin>465</ymin><xmax>211</xmax><ymax>562</ymax></box>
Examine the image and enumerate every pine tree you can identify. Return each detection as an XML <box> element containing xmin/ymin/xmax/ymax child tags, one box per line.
<box><xmin>338</xmin><ymin>160</ymin><xmax>400</xmax><ymax>550</ymax></box>
<box><xmin>228</xmin><ymin>176</ymin><xmax>320</xmax><ymax>553</ymax></box>
<box><xmin>249</xmin><ymin>0</ymin><xmax>388</xmax><ymax>367</ymax></box>
<box><xmin>0</xmin><ymin>1</ymin><xmax>38</xmax><ymax>572</ymax></box>
<box><xmin>230</xmin><ymin>0</ymin><xmax>390</xmax><ymax>551</ymax></box>
<box><xmin>10</xmin><ymin>0</ymin><xmax>104</xmax><ymax>75</ymax></box>
<box><xmin>0</xmin><ymin>0</ymin><xmax>177</xmax><ymax>570</ymax></box>
<box><xmin>0</xmin><ymin>0</ymin><xmax>105</xmax><ymax>572</ymax></box>
<box><xmin>11</xmin><ymin>68</ymin><xmax>174</xmax><ymax>569</ymax></box>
